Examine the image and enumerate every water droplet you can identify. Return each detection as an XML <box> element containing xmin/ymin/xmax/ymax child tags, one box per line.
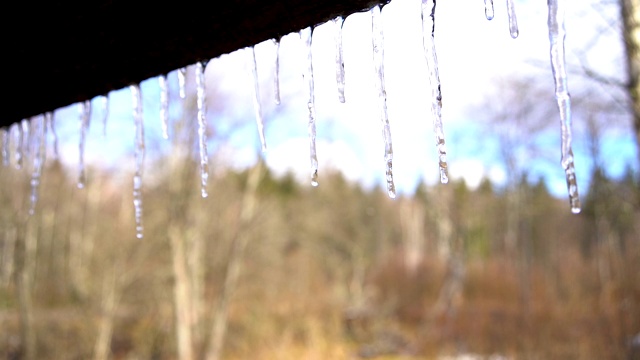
<box><xmin>484</xmin><ymin>0</ymin><xmax>494</xmax><ymax>20</ymax></box>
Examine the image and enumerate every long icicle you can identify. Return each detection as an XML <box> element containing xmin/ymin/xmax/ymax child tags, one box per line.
<box><xmin>484</xmin><ymin>0</ymin><xmax>494</xmax><ymax>20</ymax></box>
<box><xmin>29</xmin><ymin>116</ymin><xmax>46</xmax><ymax>215</ymax></box>
<box><xmin>506</xmin><ymin>0</ymin><xmax>519</xmax><ymax>38</ymax></box>
<box><xmin>421</xmin><ymin>0</ymin><xmax>449</xmax><ymax>184</ymax></box>
<box><xmin>250</xmin><ymin>47</ymin><xmax>268</xmax><ymax>152</ymax></box>
<box><xmin>302</xmin><ymin>27</ymin><xmax>319</xmax><ymax>187</ymax></box>
<box><xmin>273</xmin><ymin>38</ymin><xmax>281</xmax><ymax>105</ymax></box>
<box><xmin>1</xmin><ymin>128</ymin><xmax>8</xmax><ymax>166</ymax></box>
<box><xmin>130</xmin><ymin>84</ymin><xmax>145</xmax><ymax>238</ymax></box>
<box><xmin>159</xmin><ymin>74</ymin><xmax>170</xmax><ymax>139</ymax></box>
<box><xmin>46</xmin><ymin>111</ymin><xmax>59</xmax><ymax>159</ymax></box>
<box><xmin>178</xmin><ymin>67</ymin><xmax>187</xmax><ymax>99</ymax></box>
<box><xmin>335</xmin><ymin>16</ymin><xmax>346</xmax><ymax>103</ymax></box>
<box><xmin>548</xmin><ymin>0</ymin><xmax>580</xmax><ymax>213</ymax></box>
<box><xmin>196</xmin><ymin>61</ymin><xmax>210</xmax><ymax>198</ymax></box>
<box><xmin>102</xmin><ymin>94</ymin><xmax>109</xmax><ymax>136</ymax></box>
<box><xmin>78</xmin><ymin>100</ymin><xmax>91</xmax><ymax>188</ymax></box>
<box><xmin>372</xmin><ymin>5</ymin><xmax>396</xmax><ymax>198</ymax></box>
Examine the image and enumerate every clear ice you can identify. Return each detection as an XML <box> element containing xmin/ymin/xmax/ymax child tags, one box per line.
<box><xmin>421</xmin><ymin>0</ymin><xmax>449</xmax><ymax>184</ymax></box>
<box><xmin>335</xmin><ymin>16</ymin><xmax>346</xmax><ymax>103</ymax></box>
<box><xmin>12</xmin><ymin>122</ymin><xmax>23</xmax><ymax>169</ymax></box>
<box><xmin>21</xmin><ymin>119</ymin><xmax>30</xmax><ymax>167</ymax></box>
<box><xmin>301</xmin><ymin>27</ymin><xmax>319</xmax><ymax>187</ymax></box>
<box><xmin>250</xmin><ymin>47</ymin><xmax>268</xmax><ymax>152</ymax></box>
<box><xmin>178</xmin><ymin>67</ymin><xmax>187</xmax><ymax>99</ymax></box>
<box><xmin>273</xmin><ymin>38</ymin><xmax>281</xmax><ymax>105</ymax></box>
<box><xmin>507</xmin><ymin>0</ymin><xmax>519</xmax><ymax>38</ymax></box>
<box><xmin>78</xmin><ymin>100</ymin><xmax>91</xmax><ymax>189</ymax></box>
<box><xmin>46</xmin><ymin>112</ymin><xmax>59</xmax><ymax>159</ymax></box>
<box><xmin>1</xmin><ymin>128</ymin><xmax>8</xmax><ymax>166</ymax></box>
<box><xmin>484</xmin><ymin>0</ymin><xmax>494</xmax><ymax>20</ymax></box>
<box><xmin>548</xmin><ymin>0</ymin><xmax>580</xmax><ymax>213</ymax></box>
<box><xmin>372</xmin><ymin>5</ymin><xmax>396</xmax><ymax>198</ymax></box>
<box><xmin>101</xmin><ymin>94</ymin><xmax>109</xmax><ymax>136</ymax></box>
<box><xmin>130</xmin><ymin>84</ymin><xmax>145</xmax><ymax>238</ymax></box>
<box><xmin>159</xmin><ymin>74</ymin><xmax>170</xmax><ymax>139</ymax></box>
<box><xmin>196</xmin><ymin>61</ymin><xmax>210</xmax><ymax>198</ymax></box>
<box><xmin>29</xmin><ymin>116</ymin><xmax>46</xmax><ymax>215</ymax></box>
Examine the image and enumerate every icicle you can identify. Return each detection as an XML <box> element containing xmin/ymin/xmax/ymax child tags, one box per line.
<box><xmin>21</xmin><ymin>119</ymin><xmax>30</xmax><ymax>163</ymax></box>
<box><xmin>301</xmin><ymin>27</ymin><xmax>319</xmax><ymax>187</ymax></box>
<box><xmin>46</xmin><ymin>112</ymin><xmax>59</xmax><ymax>159</ymax></box>
<box><xmin>12</xmin><ymin>123</ymin><xmax>23</xmax><ymax>169</ymax></box>
<box><xmin>273</xmin><ymin>38</ymin><xmax>281</xmax><ymax>105</ymax></box>
<box><xmin>77</xmin><ymin>100</ymin><xmax>91</xmax><ymax>189</ymax></box>
<box><xmin>195</xmin><ymin>61</ymin><xmax>210</xmax><ymax>198</ymax></box>
<box><xmin>421</xmin><ymin>0</ymin><xmax>449</xmax><ymax>184</ymax></box>
<box><xmin>335</xmin><ymin>16</ymin><xmax>346</xmax><ymax>103</ymax></box>
<box><xmin>506</xmin><ymin>0</ymin><xmax>519</xmax><ymax>38</ymax></box>
<box><xmin>178</xmin><ymin>67</ymin><xmax>187</xmax><ymax>99</ymax></box>
<box><xmin>159</xmin><ymin>74</ymin><xmax>170</xmax><ymax>139</ymax></box>
<box><xmin>484</xmin><ymin>0</ymin><xmax>494</xmax><ymax>20</ymax></box>
<box><xmin>101</xmin><ymin>94</ymin><xmax>109</xmax><ymax>136</ymax></box>
<box><xmin>29</xmin><ymin>116</ymin><xmax>46</xmax><ymax>215</ymax></box>
<box><xmin>250</xmin><ymin>47</ymin><xmax>268</xmax><ymax>152</ymax></box>
<box><xmin>130</xmin><ymin>84</ymin><xmax>145</xmax><ymax>238</ymax></box>
<box><xmin>548</xmin><ymin>0</ymin><xmax>580</xmax><ymax>213</ymax></box>
<box><xmin>372</xmin><ymin>6</ymin><xmax>396</xmax><ymax>198</ymax></box>
<box><xmin>1</xmin><ymin>128</ymin><xmax>8</xmax><ymax>166</ymax></box>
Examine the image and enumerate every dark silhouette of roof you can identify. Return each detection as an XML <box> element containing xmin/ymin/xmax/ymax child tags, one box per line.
<box><xmin>3</xmin><ymin>0</ymin><xmax>386</xmax><ymax>128</ymax></box>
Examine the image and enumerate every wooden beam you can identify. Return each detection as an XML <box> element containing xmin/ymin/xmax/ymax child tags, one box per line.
<box><xmin>2</xmin><ymin>0</ymin><xmax>387</xmax><ymax>128</ymax></box>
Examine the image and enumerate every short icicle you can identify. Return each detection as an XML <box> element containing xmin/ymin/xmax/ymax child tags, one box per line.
<box><xmin>159</xmin><ymin>74</ymin><xmax>170</xmax><ymax>139</ymax></box>
<box><xmin>46</xmin><ymin>112</ymin><xmax>59</xmax><ymax>159</ymax></box>
<box><xmin>12</xmin><ymin>122</ymin><xmax>23</xmax><ymax>169</ymax></box>
<box><xmin>178</xmin><ymin>67</ymin><xmax>187</xmax><ymax>99</ymax></box>
<box><xmin>21</xmin><ymin>119</ymin><xmax>30</xmax><ymax>164</ymax></box>
<box><xmin>484</xmin><ymin>0</ymin><xmax>494</xmax><ymax>20</ymax></box>
<box><xmin>78</xmin><ymin>100</ymin><xmax>91</xmax><ymax>189</ymax></box>
<box><xmin>301</xmin><ymin>27</ymin><xmax>319</xmax><ymax>187</ymax></box>
<box><xmin>29</xmin><ymin>116</ymin><xmax>46</xmax><ymax>215</ymax></box>
<box><xmin>335</xmin><ymin>16</ymin><xmax>346</xmax><ymax>103</ymax></box>
<box><xmin>506</xmin><ymin>0</ymin><xmax>519</xmax><ymax>38</ymax></box>
<box><xmin>195</xmin><ymin>61</ymin><xmax>210</xmax><ymax>198</ymax></box>
<box><xmin>1</xmin><ymin>128</ymin><xmax>9</xmax><ymax>166</ymax></box>
<box><xmin>250</xmin><ymin>47</ymin><xmax>268</xmax><ymax>152</ymax></box>
<box><xmin>273</xmin><ymin>38</ymin><xmax>281</xmax><ymax>105</ymax></box>
<box><xmin>101</xmin><ymin>94</ymin><xmax>109</xmax><ymax>136</ymax></box>
<box><xmin>372</xmin><ymin>5</ymin><xmax>396</xmax><ymax>198</ymax></box>
<box><xmin>130</xmin><ymin>84</ymin><xmax>146</xmax><ymax>238</ymax></box>
<box><xmin>548</xmin><ymin>0</ymin><xmax>580</xmax><ymax>213</ymax></box>
<box><xmin>421</xmin><ymin>0</ymin><xmax>449</xmax><ymax>184</ymax></box>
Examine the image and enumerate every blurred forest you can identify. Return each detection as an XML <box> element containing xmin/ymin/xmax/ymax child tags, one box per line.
<box><xmin>1</xmin><ymin>0</ymin><xmax>640</xmax><ymax>355</ymax></box>
<box><xmin>0</xmin><ymin>101</ymin><xmax>639</xmax><ymax>359</ymax></box>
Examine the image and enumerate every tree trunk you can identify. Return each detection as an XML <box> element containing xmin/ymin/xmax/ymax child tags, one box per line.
<box><xmin>16</xmin><ymin>217</ymin><xmax>38</xmax><ymax>360</ymax></box>
<box><xmin>205</xmin><ymin>162</ymin><xmax>263</xmax><ymax>360</ymax></box>
<box><xmin>170</xmin><ymin>223</ymin><xmax>195</xmax><ymax>360</ymax></box>
<box><xmin>93</xmin><ymin>265</ymin><xmax>119</xmax><ymax>360</ymax></box>
<box><xmin>620</xmin><ymin>0</ymin><xmax>640</xmax><ymax>171</ymax></box>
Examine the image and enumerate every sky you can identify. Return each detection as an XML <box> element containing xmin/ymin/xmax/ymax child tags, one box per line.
<box><xmin>47</xmin><ymin>0</ymin><xmax>636</xmax><ymax>200</ymax></box>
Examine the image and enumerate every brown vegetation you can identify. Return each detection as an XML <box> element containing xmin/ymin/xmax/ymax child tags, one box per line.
<box><xmin>1</xmin><ymin>150</ymin><xmax>638</xmax><ymax>359</ymax></box>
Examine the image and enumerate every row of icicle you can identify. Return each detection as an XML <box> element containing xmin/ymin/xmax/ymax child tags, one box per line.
<box><xmin>0</xmin><ymin>0</ymin><xmax>580</xmax><ymax>241</ymax></box>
